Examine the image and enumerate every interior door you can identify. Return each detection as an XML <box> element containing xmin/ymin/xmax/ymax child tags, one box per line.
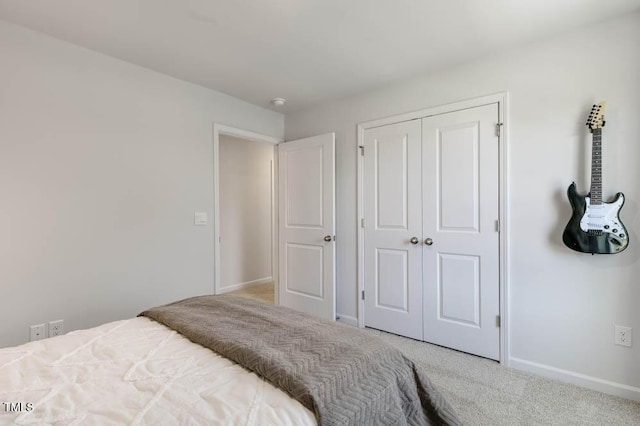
<box><xmin>278</xmin><ymin>133</ymin><xmax>336</xmax><ymax>320</ymax></box>
<box><xmin>422</xmin><ymin>103</ymin><xmax>500</xmax><ymax>360</ymax></box>
<box><xmin>363</xmin><ymin>120</ymin><xmax>423</xmax><ymax>339</ymax></box>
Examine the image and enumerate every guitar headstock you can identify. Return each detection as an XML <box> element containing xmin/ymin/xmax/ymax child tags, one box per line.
<box><xmin>586</xmin><ymin>101</ymin><xmax>606</xmax><ymax>132</ymax></box>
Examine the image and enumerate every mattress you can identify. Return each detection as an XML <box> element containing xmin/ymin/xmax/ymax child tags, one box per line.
<box><xmin>0</xmin><ymin>317</ymin><xmax>315</xmax><ymax>425</ymax></box>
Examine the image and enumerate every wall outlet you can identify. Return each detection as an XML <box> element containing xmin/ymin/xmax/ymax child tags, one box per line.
<box><xmin>49</xmin><ymin>320</ymin><xmax>64</xmax><ymax>337</ymax></box>
<box><xmin>30</xmin><ymin>324</ymin><xmax>47</xmax><ymax>341</ymax></box>
<box><xmin>614</xmin><ymin>325</ymin><xmax>632</xmax><ymax>348</ymax></box>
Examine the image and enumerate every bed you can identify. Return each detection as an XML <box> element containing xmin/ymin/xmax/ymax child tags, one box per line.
<box><xmin>0</xmin><ymin>295</ymin><xmax>460</xmax><ymax>425</ymax></box>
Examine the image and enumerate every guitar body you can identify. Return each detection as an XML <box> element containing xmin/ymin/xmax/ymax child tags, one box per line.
<box><xmin>562</xmin><ymin>182</ymin><xmax>628</xmax><ymax>254</ymax></box>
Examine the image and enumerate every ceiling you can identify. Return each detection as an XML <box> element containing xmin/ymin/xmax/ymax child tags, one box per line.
<box><xmin>1</xmin><ymin>0</ymin><xmax>639</xmax><ymax>113</ymax></box>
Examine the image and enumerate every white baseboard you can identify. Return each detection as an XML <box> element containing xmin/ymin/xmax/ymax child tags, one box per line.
<box><xmin>509</xmin><ymin>357</ymin><xmax>640</xmax><ymax>401</ymax></box>
<box><xmin>336</xmin><ymin>314</ymin><xmax>358</xmax><ymax>327</ymax></box>
<box><xmin>219</xmin><ymin>277</ymin><xmax>272</xmax><ymax>294</ymax></box>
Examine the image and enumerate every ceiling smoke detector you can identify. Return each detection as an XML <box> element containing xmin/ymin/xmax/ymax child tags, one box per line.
<box><xmin>271</xmin><ymin>97</ymin><xmax>286</xmax><ymax>107</ymax></box>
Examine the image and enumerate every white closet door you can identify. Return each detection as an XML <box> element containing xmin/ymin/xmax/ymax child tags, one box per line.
<box><xmin>363</xmin><ymin>120</ymin><xmax>423</xmax><ymax>340</ymax></box>
<box><xmin>278</xmin><ymin>133</ymin><xmax>336</xmax><ymax>320</ymax></box>
<box><xmin>422</xmin><ymin>104</ymin><xmax>500</xmax><ymax>360</ymax></box>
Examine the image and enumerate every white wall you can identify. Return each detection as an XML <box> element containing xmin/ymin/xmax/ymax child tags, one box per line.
<box><xmin>0</xmin><ymin>20</ymin><xmax>283</xmax><ymax>348</ymax></box>
<box><xmin>285</xmin><ymin>12</ymin><xmax>640</xmax><ymax>398</ymax></box>
<box><xmin>219</xmin><ymin>135</ymin><xmax>273</xmax><ymax>291</ymax></box>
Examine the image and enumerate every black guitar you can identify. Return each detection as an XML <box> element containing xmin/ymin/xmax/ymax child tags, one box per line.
<box><xmin>562</xmin><ymin>102</ymin><xmax>628</xmax><ymax>254</ymax></box>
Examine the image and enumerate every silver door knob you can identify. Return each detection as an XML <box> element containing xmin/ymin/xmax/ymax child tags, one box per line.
<box><xmin>424</xmin><ymin>238</ymin><xmax>433</xmax><ymax>246</ymax></box>
<box><xmin>410</xmin><ymin>237</ymin><xmax>419</xmax><ymax>245</ymax></box>
<box><xmin>324</xmin><ymin>235</ymin><xmax>333</xmax><ymax>242</ymax></box>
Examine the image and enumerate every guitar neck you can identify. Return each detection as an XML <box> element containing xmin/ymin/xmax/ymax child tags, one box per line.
<box><xmin>590</xmin><ymin>128</ymin><xmax>602</xmax><ymax>205</ymax></box>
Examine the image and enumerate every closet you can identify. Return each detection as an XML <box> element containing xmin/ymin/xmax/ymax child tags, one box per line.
<box><xmin>362</xmin><ymin>103</ymin><xmax>500</xmax><ymax>360</ymax></box>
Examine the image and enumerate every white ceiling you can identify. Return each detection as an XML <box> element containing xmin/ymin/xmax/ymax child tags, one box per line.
<box><xmin>1</xmin><ymin>0</ymin><xmax>639</xmax><ymax>113</ymax></box>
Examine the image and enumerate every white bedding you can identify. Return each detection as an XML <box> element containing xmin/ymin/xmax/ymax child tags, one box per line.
<box><xmin>0</xmin><ymin>317</ymin><xmax>316</xmax><ymax>425</ymax></box>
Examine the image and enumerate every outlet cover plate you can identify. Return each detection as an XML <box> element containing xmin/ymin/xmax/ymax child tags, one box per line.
<box><xmin>49</xmin><ymin>320</ymin><xmax>64</xmax><ymax>337</ymax></box>
<box><xmin>614</xmin><ymin>325</ymin><xmax>632</xmax><ymax>347</ymax></box>
<box><xmin>30</xmin><ymin>324</ymin><xmax>46</xmax><ymax>341</ymax></box>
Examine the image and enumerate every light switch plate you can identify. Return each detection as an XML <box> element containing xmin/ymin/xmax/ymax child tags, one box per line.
<box><xmin>194</xmin><ymin>212</ymin><xmax>208</xmax><ymax>225</ymax></box>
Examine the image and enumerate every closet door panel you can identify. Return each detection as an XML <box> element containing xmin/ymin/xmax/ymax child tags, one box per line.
<box><xmin>422</xmin><ymin>103</ymin><xmax>500</xmax><ymax>360</ymax></box>
<box><xmin>363</xmin><ymin>120</ymin><xmax>422</xmax><ymax>340</ymax></box>
<box><xmin>438</xmin><ymin>123</ymin><xmax>480</xmax><ymax>232</ymax></box>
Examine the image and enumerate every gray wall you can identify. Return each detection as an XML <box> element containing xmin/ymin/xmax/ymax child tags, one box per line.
<box><xmin>285</xmin><ymin>13</ymin><xmax>640</xmax><ymax>397</ymax></box>
<box><xmin>0</xmin><ymin>20</ymin><xmax>283</xmax><ymax>348</ymax></box>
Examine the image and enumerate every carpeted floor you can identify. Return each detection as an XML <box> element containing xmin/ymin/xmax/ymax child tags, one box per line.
<box><xmin>229</xmin><ymin>283</ymin><xmax>640</xmax><ymax>425</ymax></box>
<box><xmin>227</xmin><ymin>282</ymin><xmax>275</xmax><ymax>303</ymax></box>
<box><xmin>367</xmin><ymin>329</ymin><xmax>640</xmax><ymax>425</ymax></box>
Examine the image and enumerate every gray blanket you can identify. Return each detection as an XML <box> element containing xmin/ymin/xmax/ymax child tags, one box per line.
<box><xmin>140</xmin><ymin>295</ymin><xmax>460</xmax><ymax>426</ymax></box>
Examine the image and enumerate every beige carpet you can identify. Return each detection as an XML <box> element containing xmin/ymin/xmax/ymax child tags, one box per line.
<box><xmin>229</xmin><ymin>283</ymin><xmax>640</xmax><ymax>425</ymax></box>
<box><xmin>227</xmin><ymin>282</ymin><xmax>274</xmax><ymax>303</ymax></box>
<box><xmin>367</xmin><ymin>329</ymin><xmax>640</xmax><ymax>425</ymax></box>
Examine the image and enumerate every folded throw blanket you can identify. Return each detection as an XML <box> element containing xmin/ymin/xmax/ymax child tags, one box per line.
<box><xmin>140</xmin><ymin>295</ymin><xmax>460</xmax><ymax>426</ymax></box>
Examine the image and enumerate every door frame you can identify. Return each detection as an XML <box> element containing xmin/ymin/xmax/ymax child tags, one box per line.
<box><xmin>212</xmin><ymin>123</ymin><xmax>282</xmax><ymax>302</ymax></box>
<box><xmin>356</xmin><ymin>93</ymin><xmax>510</xmax><ymax>364</ymax></box>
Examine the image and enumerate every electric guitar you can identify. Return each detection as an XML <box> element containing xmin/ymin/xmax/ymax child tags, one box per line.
<box><xmin>562</xmin><ymin>102</ymin><xmax>628</xmax><ymax>254</ymax></box>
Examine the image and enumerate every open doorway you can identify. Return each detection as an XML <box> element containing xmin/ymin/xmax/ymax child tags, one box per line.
<box><xmin>213</xmin><ymin>125</ymin><xmax>336</xmax><ymax>318</ymax></box>
<box><xmin>219</xmin><ymin>134</ymin><xmax>274</xmax><ymax>300</ymax></box>
<box><xmin>213</xmin><ymin>125</ymin><xmax>281</xmax><ymax>303</ymax></box>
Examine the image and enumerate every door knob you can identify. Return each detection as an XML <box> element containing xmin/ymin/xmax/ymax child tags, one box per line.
<box><xmin>324</xmin><ymin>235</ymin><xmax>333</xmax><ymax>242</ymax></box>
<box><xmin>424</xmin><ymin>238</ymin><xmax>433</xmax><ymax>246</ymax></box>
<box><xmin>410</xmin><ymin>237</ymin><xmax>419</xmax><ymax>245</ymax></box>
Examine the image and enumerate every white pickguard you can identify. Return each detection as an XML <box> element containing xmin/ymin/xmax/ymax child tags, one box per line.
<box><xmin>580</xmin><ymin>195</ymin><xmax>626</xmax><ymax>238</ymax></box>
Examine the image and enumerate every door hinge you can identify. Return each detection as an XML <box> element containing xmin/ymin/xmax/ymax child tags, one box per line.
<box><xmin>496</xmin><ymin>123</ymin><xmax>504</xmax><ymax>137</ymax></box>
<box><xmin>496</xmin><ymin>315</ymin><xmax>501</xmax><ymax>327</ymax></box>
<box><xmin>495</xmin><ymin>219</ymin><xmax>500</xmax><ymax>233</ymax></box>
<box><xmin>359</xmin><ymin>145</ymin><xmax>364</xmax><ymax>156</ymax></box>
<box><xmin>362</xmin><ymin>290</ymin><xmax>365</xmax><ymax>300</ymax></box>
<box><xmin>361</xmin><ymin>218</ymin><xmax>365</xmax><ymax>228</ymax></box>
